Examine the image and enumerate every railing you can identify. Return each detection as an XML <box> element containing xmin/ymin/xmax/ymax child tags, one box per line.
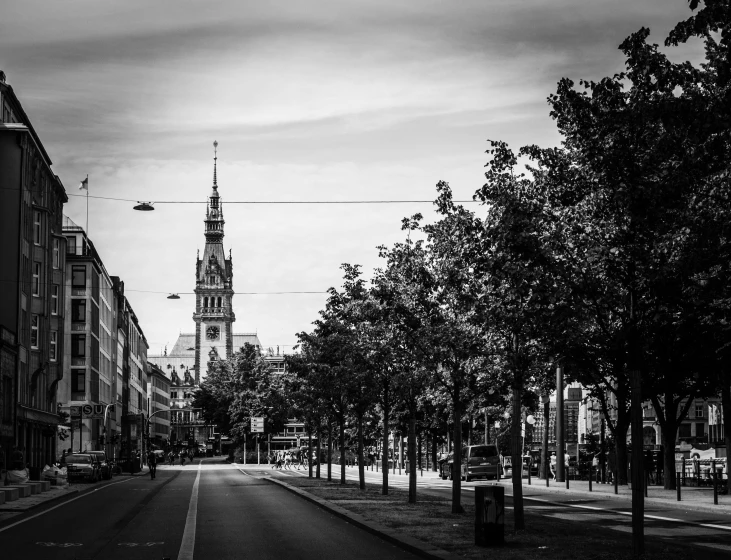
<box><xmin>71</xmin><ymin>323</ymin><xmax>85</xmax><ymax>331</ymax></box>
<box><xmin>200</xmin><ymin>308</ymin><xmax>224</xmax><ymax>314</ymax></box>
<box><xmin>71</xmin><ymin>358</ymin><xmax>86</xmax><ymax>366</ymax></box>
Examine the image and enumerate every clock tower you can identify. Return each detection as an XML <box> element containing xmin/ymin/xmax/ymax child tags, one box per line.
<box><xmin>193</xmin><ymin>141</ymin><xmax>235</xmax><ymax>383</ymax></box>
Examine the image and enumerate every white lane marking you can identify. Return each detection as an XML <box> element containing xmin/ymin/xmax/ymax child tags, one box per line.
<box><xmin>177</xmin><ymin>461</ymin><xmax>202</xmax><ymax>560</ymax></box>
<box><xmin>0</xmin><ymin>477</ymin><xmax>133</xmax><ymax>534</ymax></box>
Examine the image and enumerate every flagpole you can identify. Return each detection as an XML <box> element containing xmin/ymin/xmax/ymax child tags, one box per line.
<box><xmin>85</xmin><ymin>174</ymin><xmax>89</xmax><ymax>235</ymax></box>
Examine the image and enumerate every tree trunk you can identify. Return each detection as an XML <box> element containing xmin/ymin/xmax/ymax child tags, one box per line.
<box><xmin>327</xmin><ymin>420</ymin><xmax>332</xmax><ymax>482</ymax></box>
<box><xmin>357</xmin><ymin>413</ymin><xmax>365</xmax><ymax>490</ymax></box>
<box><xmin>308</xmin><ymin>432</ymin><xmax>313</xmax><ymax>479</ymax></box>
<box><xmin>431</xmin><ymin>429</ymin><xmax>438</xmax><ymax>471</ymax></box>
<box><xmin>382</xmin><ymin>397</ymin><xmax>389</xmax><ymax>495</ymax></box>
<box><xmin>511</xmin><ymin>375</ymin><xmax>525</xmax><ymax>530</ymax></box>
<box><xmin>408</xmin><ymin>414</ymin><xmax>417</xmax><ymax>504</ymax></box>
<box><xmin>615</xmin><ymin>425</ymin><xmax>629</xmax><ymax>486</ymax></box>
<box><xmin>542</xmin><ymin>398</ymin><xmax>550</xmax><ymax>480</ymax></box>
<box><xmin>316</xmin><ymin>427</ymin><xmax>321</xmax><ymax>479</ymax></box>
<box><xmin>451</xmin><ymin>392</ymin><xmax>463</xmax><ymax>514</ymax></box>
<box><xmin>339</xmin><ymin>414</ymin><xmax>346</xmax><ymax>485</ymax></box>
<box><xmin>418</xmin><ymin>429</ymin><xmax>422</xmax><ymax>473</ymax></box>
<box><xmin>722</xmin><ymin>369</ymin><xmax>731</xmax><ymax>494</ymax></box>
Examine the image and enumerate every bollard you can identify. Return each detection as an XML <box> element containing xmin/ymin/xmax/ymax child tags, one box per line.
<box><xmin>644</xmin><ymin>472</ymin><xmax>648</xmax><ymax>498</ymax></box>
<box><xmin>713</xmin><ymin>460</ymin><xmax>718</xmax><ymax>505</ymax></box>
<box><xmin>677</xmin><ymin>472</ymin><xmax>681</xmax><ymax>501</ymax></box>
<box><xmin>682</xmin><ymin>457</ymin><xmax>686</xmax><ymax>486</ymax></box>
<box><xmin>528</xmin><ymin>462</ymin><xmax>531</xmax><ymax>485</ymax></box>
<box><xmin>566</xmin><ymin>467</ymin><xmax>569</xmax><ymax>489</ymax></box>
<box><xmin>475</xmin><ymin>485</ymin><xmax>504</xmax><ymax>546</ymax></box>
<box><xmin>589</xmin><ymin>465</ymin><xmax>592</xmax><ymax>492</ymax></box>
<box><xmin>614</xmin><ymin>470</ymin><xmax>618</xmax><ymax>495</ymax></box>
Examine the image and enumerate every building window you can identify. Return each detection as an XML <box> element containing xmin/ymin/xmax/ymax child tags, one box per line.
<box><xmin>71</xmin><ymin>299</ymin><xmax>86</xmax><ymax>322</ymax></box>
<box><xmin>51</xmin><ymin>284</ymin><xmax>59</xmax><ymax>315</ymax></box>
<box><xmin>53</xmin><ymin>238</ymin><xmax>60</xmax><ymax>268</ymax></box>
<box><xmin>33</xmin><ymin>211</ymin><xmax>42</xmax><ymax>245</ymax></box>
<box><xmin>50</xmin><ymin>331</ymin><xmax>57</xmax><ymax>361</ymax></box>
<box><xmin>203</xmin><ymin>297</ymin><xmax>208</xmax><ymax>308</ymax></box>
<box><xmin>66</xmin><ymin>236</ymin><xmax>76</xmax><ymax>254</ymax></box>
<box><xmin>695</xmin><ymin>404</ymin><xmax>704</xmax><ymax>418</ymax></box>
<box><xmin>2</xmin><ymin>377</ymin><xmax>12</xmax><ymax>422</ymax></box>
<box><xmin>71</xmin><ymin>265</ymin><xmax>86</xmax><ymax>288</ymax></box>
<box><xmin>678</xmin><ymin>423</ymin><xmax>692</xmax><ymax>438</ymax></box>
<box><xmin>72</xmin><ymin>370</ymin><xmax>85</xmax><ymax>394</ymax></box>
<box><xmin>32</xmin><ymin>262</ymin><xmax>41</xmax><ymax>296</ymax></box>
<box><xmin>71</xmin><ymin>334</ymin><xmax>86</xmax><ymax>357</ymax></box>
<box><xmin>696</xmin><ymin>423</ymin><xmax>705</xmax><ymax>438</ymax></box>
<box><xmin>171</xmin><ymin>391</ymin><xmax>177</xmax><ymax>399</ymax></box>
<box><xmin>30</xmin><ymin>314</ymin><xmax>39</xmax><ymax>349</ymax></box>
<box><xmin>217</xmin><ymin>297</ymin><xmax>221</xmax><ymax>307</ymax></box>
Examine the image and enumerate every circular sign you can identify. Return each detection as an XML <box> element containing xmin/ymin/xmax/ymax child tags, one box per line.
<box><xmin>82</xmin><ymin>404</ymin><xmax>93</xmax><ymax>416</ymax></box>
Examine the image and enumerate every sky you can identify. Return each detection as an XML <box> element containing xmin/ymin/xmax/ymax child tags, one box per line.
<box><xmin>0</xmin><ymin>0</ymin><xmax>707</xmax><ymax>356</ymax></box>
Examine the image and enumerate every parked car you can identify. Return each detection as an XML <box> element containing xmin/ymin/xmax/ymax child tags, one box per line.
<box><xmin>86</xmin><ymin>451</ymin><xmax>112</xmax><ymax>480</ymax></box>
<box><xmin>459</xmin><ymin>444</ymin><xmax>502</xmax><ymax>482</ymax></box>
<box><xmin>66</xmin><ymin>453</ymin><xmax>101</xmax><ymax>482</ymax></box>
<box><xmin>441</xmin><ymin>445</ymin><xmax>502</xmax><ymax>482</ymax></box>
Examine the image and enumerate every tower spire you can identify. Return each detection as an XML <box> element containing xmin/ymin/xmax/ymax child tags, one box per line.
<box><xmin>213</xmin><ymin>140</ymin><xmax>218</xmax><ymax>188</ymax></box>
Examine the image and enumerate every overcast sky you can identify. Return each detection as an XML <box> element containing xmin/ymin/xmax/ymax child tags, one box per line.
<box><xmin>1</xmin><ymin>0</ymin><xmax>706</xmax><ymax>355</ymax></box>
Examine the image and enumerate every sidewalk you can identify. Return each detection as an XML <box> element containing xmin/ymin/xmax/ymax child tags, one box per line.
<box><xmin>0</xmin><ymin>467</ymin><xmax>150</xmax><ymax>525</ymax></box>
<box><xmin>501</xmin><ymin>476</ymin><xmax>731</xmax><ymax>515</ymax></box>
<box><xmin>339</xmin><ymin>464</ymin><xmax>731</xmax><ymax>515</ymax></box>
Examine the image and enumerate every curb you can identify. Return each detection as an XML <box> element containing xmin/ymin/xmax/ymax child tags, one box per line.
<box><xmin>0</xmin><ymin>486</ymin><xmax>80</xmax><ymax>518</ymax></box>
<box><xmin>265</xmin><ymin>476</ymin><xmax>463</xmax><ymax>560</ymax></box>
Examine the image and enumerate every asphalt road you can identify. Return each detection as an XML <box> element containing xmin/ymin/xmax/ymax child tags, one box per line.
<box><xmin>0</xmin><ymin>458</ymin><xmax>420</xmax><ymax>560</ymax></box>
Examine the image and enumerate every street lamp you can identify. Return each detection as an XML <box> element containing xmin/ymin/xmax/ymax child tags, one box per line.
<box><xmin>167</xmin><ymin>294</ymin><xmax>180</xmax><ymax>300</ymax></box>
<box><xmin>133</xmin><ymin>201</ymin><xmax>155</xmax><ymax>211</ymax></box>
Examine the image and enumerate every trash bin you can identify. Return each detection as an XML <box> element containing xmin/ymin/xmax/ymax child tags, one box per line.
<box><xmin>475</xmin><ymin>485</ymin><xmax>504</xmax><ymax>546</ymax></box>
<box><xmin>29</xmin><ymin>466</ymin><xmax>41</xmax><ymax>480</ymax></box>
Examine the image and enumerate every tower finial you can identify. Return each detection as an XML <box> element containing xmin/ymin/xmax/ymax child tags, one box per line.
<box><xmin>213</xmin><ymin>140</ymin><xmax>218</xmax><ymax>188</ymax></box>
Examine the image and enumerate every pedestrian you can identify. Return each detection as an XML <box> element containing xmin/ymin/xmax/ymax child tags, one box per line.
<box><xmin>550</xmin><ymin>452</ymin><xmax>557</xmax><ymax>480</ymax></box>
<box><xmin>60</xmin><ymin>449</ymin><xmax>68</xmax><ymax>467</ymax></box>
<box><xmin>168</xmin><ymin>451</ymin><xmax>174</xmax><ymax>466</ymax></box>
<box><xmin>593</xmin><ymin>453</ymin><xmax>600</xmax><ymax>483</ymax></box>
<box><xmin>180</xmin><ymin>453</ymin><xmax>185</xmax><ymax>467</ymax></box>
<box><xmin>148</xmin><ymin>451</ymin><xmax>157</xmax><ymax>480</ymax></box>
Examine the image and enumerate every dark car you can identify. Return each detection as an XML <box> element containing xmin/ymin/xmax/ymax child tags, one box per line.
<box><xmin>86</xmin><ymin>451</ymin><xmax>112</xmax><ymax>480</ymax></box>
<box><xmin>444</xmin><ymin>445</ymin><xmax>502</xmax><ymax>482</ymax></box>
<box><xmin>66</xmin><ymin>453</ymin><xmax>101</xmax><ymax>482</ymax></box>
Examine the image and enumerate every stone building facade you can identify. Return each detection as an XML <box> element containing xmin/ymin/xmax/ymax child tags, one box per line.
<box><xmin>0</xmin><ymin>71</ymin><xmax>68</xmax><ymax>473</ymax></box>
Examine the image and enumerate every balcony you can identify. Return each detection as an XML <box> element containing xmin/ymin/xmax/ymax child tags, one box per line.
<box><xmin>200</xmin><ymin>308</ymin><xmax>224</xmax><ymax>315</ymax></box>
<box><xmin>71</xmin><ymin>358</ymin><xmax>86</xmax><ymax>367</ymax></box>
<box><xmin>71</xmin><ymin>323</ymin><xmax>85</xmax><ymax>332</ymax></box>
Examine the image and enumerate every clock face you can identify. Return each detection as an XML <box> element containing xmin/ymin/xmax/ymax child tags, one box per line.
<box><xmin>206</xmin><ymin>326</ymin><xmax>220</xmax><ymax>340</ymax></box>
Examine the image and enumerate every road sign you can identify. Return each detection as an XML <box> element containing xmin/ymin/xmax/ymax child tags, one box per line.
<box><xmin>75</xmin><ymin>404</ymin><xmax>115</xmax><ymax>419</ymax></box>
<box><xmin>251</xmin><ymin>417</ymin><xmax>264</xmax><ymax>433</ymax></box>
